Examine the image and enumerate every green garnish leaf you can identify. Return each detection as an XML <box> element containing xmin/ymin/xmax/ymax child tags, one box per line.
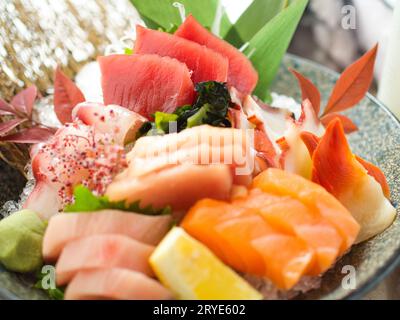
<box><xmin>244</xmin><ymin>0</ymin><xmax>308</xmax><ymax>101</ymax></box>
<box><xmin>65</xmin><ymin>185</ymin><xmax>171</xmax><ymax>216</ymax></box>
<box><xmin>124</xmin><ymin>47</ymin><xmax>134</xmax><ymax>55</ymax></box>
<box><xmin>154</xmin><ymin>111</ymin><xmax>179</xmax><ymax>132</ymax></box>
<box><xmin>224</xmin><ymin>0</ymin><xmax>289</xmax><ymax>47</ymax></box>
<box><xmin>130</xmin><ymin>0</ymin><xmax>231</xmax><ymax>36</ymax></box>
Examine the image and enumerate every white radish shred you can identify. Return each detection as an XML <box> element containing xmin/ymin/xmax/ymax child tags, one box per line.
<box><xmin>173</xmin><ymin>2</ymin><xmax>186</xmax><ymax>23</ymax></box>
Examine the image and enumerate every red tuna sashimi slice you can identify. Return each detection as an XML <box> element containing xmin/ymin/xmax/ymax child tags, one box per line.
<box><xmin>175</xmin><ymin>15</ymin><xmax>258</xmax><ymax>95</ymax></box>
<box><xmin>56</xmin><ymin>234</ymin><xmax>154</xmax><ymax>285</ymax></box>
<box><xmin>72</xmin><ymin>102</ymin><xmax>146</xmax><ymax>145</ymax></box>
<box><xmin>98</xmin><ymin>54</ymin><xmax>195</xmax><ymax>119</ymax></box>
<box><xmin>134</xmin><ymin>26</ymin><xmax>228</xmax><ymax>84</ymax></box>
<box><xmin>43</xmin><ymin>210</ymin><xmax>172</xmax><ymax>261</ymax></box>
<box><xmin>65</xmin><ymin>268</ymin><xmax>173</xmax><ymax>300</ymax></box>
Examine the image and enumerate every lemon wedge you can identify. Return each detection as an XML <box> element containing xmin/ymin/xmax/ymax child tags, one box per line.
<box><xmin>149</xmin><ymin>227</ymin><xmax>262</xmax><ymax>300</ymax></box>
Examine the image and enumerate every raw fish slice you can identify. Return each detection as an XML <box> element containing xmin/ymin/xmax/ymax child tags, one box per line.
<box><xmin>65</xmin><ymin>268</ymin><xmax>172</xmax><ymax>300</ymax></box>
<box><xmin>24</xmin><ymin>124</ymin><xmax>93</xmax><ymax>219</ymax></box>
<box><xmin>175</xmin><ymin>15</ymin><xmax>258</xmax><ymax>95</ymax></box>
<box><xmin>308</xmin><ymin>119</ymin><xmax>396</xmax><ymax>243</ymax></box>
<box><xmin>234</xmin><ymin>189</ymin><xmax>342</xmax><ymax>274</ymax></box>
<box><xmin>72</xmin><ymin>102</ymin><xmax>146</xmax><ymax>145</ymax></box>
<box><xmin>281</xmin><ymin>100</ymin><xmax>324</xmax><ymax>179</ymax></box>
<box><xmin>252</xmin><ymin>168</ymin><xmax>360</xmax><ymax>252</ymax></box>
<box><xmin>105</xmin><ymin>164</ymin><xmax>233</xmax><ymax>216</ymax></box>
<box><xmin>43</xmin><ymin>210</ymin><xmax>172</xmax><ymax>261</ymax></box>
<box><xmin>56</xmin><ymin>234</ymin><xmax>154</xmax><ymax>285</ymax></box>
<box><xmin>182</xmin><ymin>199</ymin><xmax>256</xmax><ymax>271</ymax></box>
<box><xmin>134</xmin><ymin>26</ymin><xmax>228</xmax><ymax>83</ymax></box>
<box><xmin>252</xmin><ymin>235</ymin><xmax>314</xmax><ymax>290</ymax></box>
<box><xmin>130</xmin><ymin>125</ymin><xmax>252</xmax><ymax>160</ymax></box>
<box><xmin>300</xmin><ymin>130</ymin><xmax>390</xmax><ymax>199</ymax></box>
<box><xmin>128</xmin><ymin>125</ymin><xmax>255</xmax><ymax>185</ymax></box>
<box><xmin>215</xmin><ymin>215</ymin><xmax>271</xmax><ymax>275</ymax></box>
<box><xmin>98</xmin><ymin>54</ymin><xmax>195</xmax><ymax>118</ymax></box>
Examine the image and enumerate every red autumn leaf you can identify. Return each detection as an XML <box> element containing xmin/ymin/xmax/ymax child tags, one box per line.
<box><xmin>0</xmin><ymin>118</ymin><xmax>28</xmax><ymax>136</ymax></box>
<box><xmin>0</xmin><ymin>99</ymin><xmax>16</xmax><ymax>116</ymax></box>
<box><xmin>320</xmin><ymin>113</ymin><xmax>358</xmax><ymax>134</ymax></box>
<box><xmin>323</xmin><ymin>44</ymin><xmax>378</xmax><ymax>115</ymax></box>
<box><xmin>289</xmin><ymin>68</ymin><xmax>321</xmax><ymax>115</ymax></box>
<box><xmin>54</xmin><ymin>67</ymin><xmax>85</xmax><ymax>124</ymax></box>
<box><xmin>10</xmin><ymin>85</ymin><xmax>38</xmax><ymax>117</ymax></box>
<box><xmin>0</xmin><ymin>126</ymin><xmax>54</xmax><ymax>144</ymax></box>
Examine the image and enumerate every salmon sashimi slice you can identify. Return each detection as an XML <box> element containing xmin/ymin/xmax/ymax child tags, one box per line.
<box><xmin>252</xmin><ymin>168</ymin><xmax>360</xmax><ymax>252</ymax></box>
<box><xmin>181</xmin><ymin>197</ymin><xmax>316</xmax><ymax>289</ymax></box>
<box><xmin>65</xmin><ymin>268</ymin><xmax>173</xmax><ymax>300</ymax></box>
<box><xmin>215</xmin><ymin>215</ymin><xmax>272</xmax><ymax>275</ymax></box>
<box><xmin>105</xmin><ymin>164</ymin><xmax>233</xmax><ymax>216</ymax></box>
<box><xmin>98</xmin><ymin>54</ymin><xmax>195</xmax><ymax>119</ymax></box>
<box><xmin>175</xmin><ymin>15</ymin><xmax>258</xmax><ymax>95</ymax></box>
<box><xmin>72</xmin><ymin>102</ymin><xmax>146</xmax><ymax>145</ymax></box>
<box><xmin>134</xmin><ymin>26</ymin><xmax>228</xmax><ymax>84</ymax></box>
<box><xmin>308</xmin><ymin>119</ymin><xmax>396</xmax><ymax>243</ymax></box>
<box><xmin>43</xmin><ymin>210</ymin><xmax>172</xmax><ymax>261</ymax></box>
<box><xmin>181</xmin><ymin>199</ymin><xmax>257</xmax><ymax>272</ymax></box>
<box><xmin>56</xmin><ymin>234</ymin><xmax>154</xmax><ymax>285</ymax></box>
<box><xmin>234</xmin><ymin>189</ymin><xmax>342</xmax><ymax>275</ymax></box>
<box><xmin>252</xmin><ymin>235</ymin><xmax>314</xmax><ymax>290</ymax></box>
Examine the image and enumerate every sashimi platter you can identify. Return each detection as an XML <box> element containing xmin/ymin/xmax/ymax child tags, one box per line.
<box><xmin>0</xmin><ymin>0</ymin><xmax>399</xmax><ymax>300</ymax></box>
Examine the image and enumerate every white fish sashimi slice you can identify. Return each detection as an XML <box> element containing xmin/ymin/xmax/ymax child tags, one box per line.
<box><xmin>106</xmin><ymin>164</ymin><xmax>233</xmax><ymax>217</ymax></box>
<box><xmin>56</xmin><ymin>234</ymin><xmax>154</xmax><ymax>286</ymax></box>
<box><xmin>65</xmin><ymin>268</ymin><xmax>173</xmax><ymax>300</ymax></box>
<box><xmin>43</xmin><ymin>210</ymin><xmax>172</xmax><ymax>261</ymax></box>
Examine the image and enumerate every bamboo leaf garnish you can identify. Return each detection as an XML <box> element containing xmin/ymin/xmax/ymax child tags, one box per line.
<box><xmin>224</xmin><ymin>0</ymin><xmax>288</xmax><ymax>48</ymax></box>
<box><xmin>323</xmin><ymin>44</ymin><xmax>378</xmax><ymax>115</ymax></box>
<box><xmin>130</xmin><ymin>0</ymin><xmax>231</xmax><ymax>37</ymax></box>
<box><xmin>245</xmin><ymin>0</ymin><xmax>308</xmax><ymax>102</ymax></box>
<box><xmin>289</xmin><ymin>68</ymin><xmax>321</xmax><ymax>115</ymax></box>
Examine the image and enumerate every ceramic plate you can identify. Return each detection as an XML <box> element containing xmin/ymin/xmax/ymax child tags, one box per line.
<box><xmin>1</xmin><ymin>54</ymin><xmax>399</xmax><ymax>300</ymax></box>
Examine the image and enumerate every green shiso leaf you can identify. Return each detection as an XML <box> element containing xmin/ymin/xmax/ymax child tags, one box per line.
<box><xmin>130</xmin><ymin>0</ymin><xmax>231</xmax><ymax>36</ymax></box>
<box><xmin>64</xmin><ymin>185</ymin><xmax>171</xmax><ymax>216</ymax></box>
<box><xmin>244</xmin><ymin>0</ymin><xmax>308</xmax><ymax>101</ymax></box>
<box><xmin>224</xmin><ymin>0</ymin><xmax>288</xmax><ymax>47</ymax></box>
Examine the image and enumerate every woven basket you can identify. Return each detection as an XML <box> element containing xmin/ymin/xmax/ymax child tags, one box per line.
<box><xmin>0</xmin><ymin>0</ymin><xmax>139</xmax><ymax>174</ymax></box>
